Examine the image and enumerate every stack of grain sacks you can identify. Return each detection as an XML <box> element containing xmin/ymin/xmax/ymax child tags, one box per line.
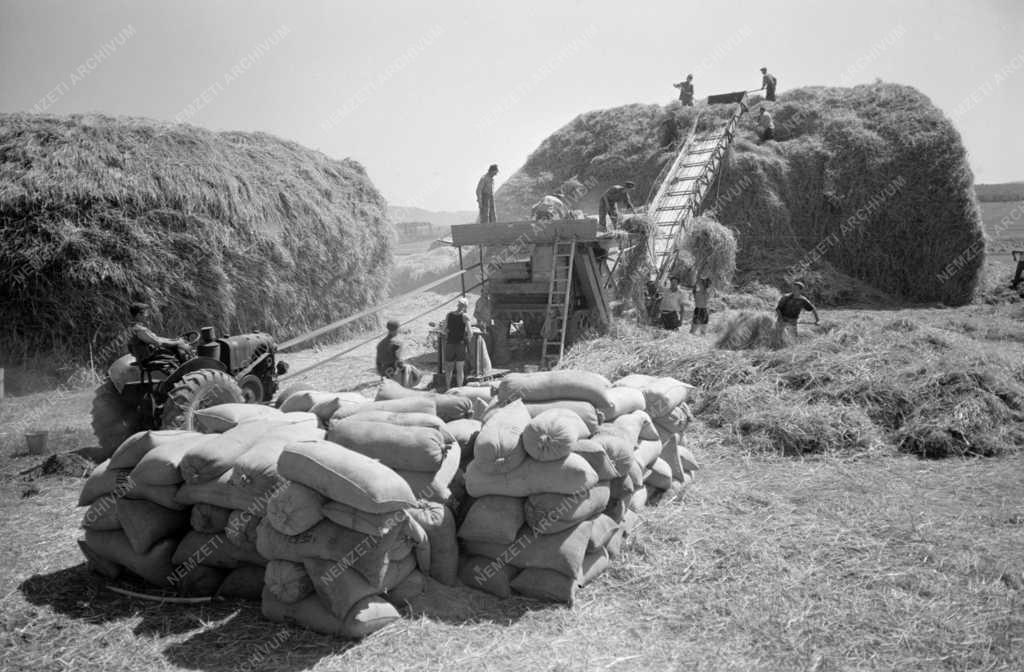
<box><xmin>453</xmin><ymin>369</ymin><xmax>700</xmax><ymax>604</ymax></box>
<box><xmin>76</xmin><ymin>403</ymin><xmax>325</xmax><ymax>598</ymax></box>
<box><xmin>612</xmin><ymin>374</ymin><xmax>700</xmax><ymax>491</ymax></box>
<box><xmin>253</xmin><ymin>388</ymin><xmax>461</xmax><ymax>638</ymax></box>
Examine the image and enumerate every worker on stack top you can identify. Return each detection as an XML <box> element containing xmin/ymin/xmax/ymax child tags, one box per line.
<box><xmin>442</xmin><ymin>296</ymin><xmax>473</xmax><ymax>390</ymax></box>
<box><xmin>1010</xmin><ymin>250</ymin><xmax>1024</xmax><ymax>291</ymax></box>
<box><xmin>128</xmin><ymin>302</ymin><xmax>190</xmax><ymax>366</ymax></box>
<box><xmin>599</xmin><ymin>181</ymin><xmax>636</xmax><ymax>232</ymax></box>
<box><xmin>658</xmin><ymin>276</ymin><xmax>687</xmax><ymax>331</ymax></box>
<box><xmin>673</xmin><ymin>74</ymin><xmax>695</xmax><ymax>106</ymax></box>
<box><xmin>760</xmin><ymin>67</ymin><xmax>777</xmax><ymax>102</ymax></box>
<box><xmin>775</xmin><ymin>281</ymin><xmax>819</xmax><ymax>339</ymax></box>
<box><xmin>376</xmin><ymin>319</ymin><xmax>421</xmax><ymax>387</ymax></box>
<box><xmin>758</xmin><ymin>107</ymin><xmax>775</xmax><ymax>143</ymax></box>
<box><xmin>530</xmin><ymin>190</ymin><xmax>570</xmax><ymax>221</ymax></box>
<box><xmin>476</xmin><ymin>164</ymin><xmax>498</xmax><ymax>223</ymax></box>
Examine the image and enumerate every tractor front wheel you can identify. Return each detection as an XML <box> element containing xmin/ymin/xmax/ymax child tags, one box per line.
<box><xmin>90</xmin><ymin>380</ymin><xmax>141</xmax><ymax>461</ymax></box>
<box><xmin>161</xmin><ymin>369</ymin><xmax>245</xmax><ymax>431</ymax></box>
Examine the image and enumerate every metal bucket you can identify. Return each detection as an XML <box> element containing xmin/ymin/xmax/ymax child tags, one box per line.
<box><xmin>25</xmin><ymin>431</ymin><xmax>49</xmax><ymax>455</ymax></box>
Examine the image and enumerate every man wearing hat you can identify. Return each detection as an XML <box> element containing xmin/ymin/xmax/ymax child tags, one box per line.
<box><xmin>760</xmin><ymin>67</ymin><xmax>777</xmax><ymax>102</ymax></box>
<box><xmin>775</xmin><ymin>281</ymin><xmax>819</xmax><ymax>339</ymax></box>
<box><xmin>598</xmin><ymin>181</ymin><xmax>637</xmax><ymax>232</ymax></box>
<box><xmin>441</xmin><ymin>296</ymin><xmax>473</xmax><ymax>389</ymax></box>
<box><xmin>530</xmin><ymin>190</ymin><xmax>570</xmax><ymax>221</ymax></box>
<box><xmin>476</xmin><ymin>164</ymin><xmax>499</xmax><ymax>223</ymax></box>
<box><xmin>376</xmin><ymin>319</ymin><xmax>420</xmax><ymax>387</ymax></box>
<box><xmin>673</xmin><ymin>74</ymin><xmax>695</xmax><ymax>106</ymax></box>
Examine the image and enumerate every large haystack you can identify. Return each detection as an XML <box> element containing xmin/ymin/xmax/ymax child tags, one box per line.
<box><xmin>495</xmin><ymin>83</ymin><xmax>984</xmax><ymax>305</ymax></box>
<box><xmin>0</xmin><ymin>113</ymin><xmax>392</xmax><ymax>369</ymax></box>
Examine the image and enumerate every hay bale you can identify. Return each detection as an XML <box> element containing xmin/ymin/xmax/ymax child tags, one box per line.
<box><xmin>714</xmin><ymin>311</ymin><xmax>779</xmax><ymax>350</ymax></box>
<box><xmin>676</xmin><ymin>215</ymin><xmax>737</xmax><ymax>288</ymax></box>
<box><xmin>0</xmin><ymin>112</ymin><xmax>392</xmax><ymax>369</ymax></box>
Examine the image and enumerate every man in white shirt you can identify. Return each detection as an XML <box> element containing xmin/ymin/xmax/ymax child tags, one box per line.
<box><xmin>658</xmin><ymin>277</ymin><xmax>686</xmax><ymax>330</ymax></box>
<box><xmin>758</xmin><ymin>108</ymin><xmax>775</xmax><ymax>142</ymax></box>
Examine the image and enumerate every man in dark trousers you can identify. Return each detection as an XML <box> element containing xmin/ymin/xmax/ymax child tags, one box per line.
<box><xmin>598</xmin><ymin>181</ymin><xmax>636</xmax><ymax>231</ymax></box>
<box><xmin>673</xmin><ymin>74</ymin><xmax>694</xmax><ymax>106</ymax></box>
<box><xmin>775</xmin><ymin>281</ymin><xmax>819</xmax><ymax>339</ymax></box>
<box><xmin>442</xmin><ymin>296</ymin><xmax>473</xmax><ymax>389</ymax></box>
<box><xmin>376</xmin><ymin>319</ymin><xmax>420</xmax><ymax>387</ymax></box>
<box><xmin>760</xmin><ymin>67</ymin><xmax>777</xmax><ymax>101</ymax></box>
<box><xmin>476</xmin><ymin>164</ymin><xmax>498</xmax><ymax>223</ymax></box>
<box><xmin>128</xmin><ymin>302</ymin><xmax>190</xmax><ymax>366</ymax></box>
<box><xmin>658</xmin><ymin>276</ymin><xmax>686</xmax><ymax>330</ymax></box>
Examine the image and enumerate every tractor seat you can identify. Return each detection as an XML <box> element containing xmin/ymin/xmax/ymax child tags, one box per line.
<box><xmin>131</xmin><ymin>352</ymin><xmax>179</xmax><ymax>384</ymax></box>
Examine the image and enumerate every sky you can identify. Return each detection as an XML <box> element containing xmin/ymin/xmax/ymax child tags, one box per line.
<box><xmin>1</xmin><ymin>0</ymin><xmax>1022</xmax><ymax>211</ymax></box>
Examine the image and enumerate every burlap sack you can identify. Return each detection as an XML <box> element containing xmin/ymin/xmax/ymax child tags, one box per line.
<box><xmin>644</xmin><ymin>457</ymin><xmax>673</xmax><ymax>491</ymax></box>
<box><xmin>109</xmin><ymin>430</ymin><xmax>202</xmax><ymax>470</ymax></box>
<box><xmin>265</xmin><ymin>559</ymin><xmax>314</xmax><ymax>603</ymax></box>
<box><xmin>116</xmin><ymin>498</ymin><xmax>189</xmax><ymax>554</ymax></box>
<box><xmin>405</xmin><ymin>502</ymin><xmax>458</xmax><ymax>586</ymax></box>
<box><xmin>462</xmin><ymin>520</ymin><xmax>594</xmax><ymax>578</ymax></box>
<box><xmin>277</xmin><ymin>440</ymin><xmax>416</xmax><ymax>514</ymax></box>
<box><xmin>457</xmin><ymin>496</ymin><xmax>524</xmax><ymax>545</ymax></box>
<box><xmin>604</xmin><ymin>386</ymin><xmax>646</xmax><ymax>420</ymax></box>
<box><xmin>326</xmin><ymin>420</ymin><xmax>449</xmax><ymax>473</ymax></box>
<box><xmin>175</xmin><ymin>470</ymin><xmax>256</xmax><ymax>511</ymax></box>
<box><xmin>509</xmin><ymin>549</ymin><xmax>609</xmax><ymax>604</ymax></box>
<box><xmin>78</xmin><ymin>459</ymin><xmax>129</xmax><ymax>506</ymax></box>
<box><xmin>81</xmin><ymin>499</ymin><xmax>121</xmax><ymax>531</ymax></box>
<box><xmin>343</xmin><ymin>410</ymin><xmax>445</xmax><ymax>431</ymax></box>
<box><xmin>217</xmin><ymin>564</ymin><xmax>265</xmax><ymax>600</ymax></box>
<box><xmin>497</xmin><ymin>371</ymin><xmax>613</xmax><ymax>411</ymax></box>
<box><xmin>265</xmin><ymin>481</ymin><xmax>326</xmax><ymax>535</ymax></box>
<box><xmin>82</xmin><ymin>529</ymin><xmax>176</xmax><ymax>587</ymax></box>
<box><xmin>175</xmin><ymin>565</ymin><xmax>226</xmax><ymax>597</ymax></box>
<box><xmin>471</xmin><ymin>400</ymin><xmax>531</xmax><ymax>474</ymax></box>
<box><xmin>613</xmin><ymin>410</ymin><xmax>659</xmax><ymax>442</ymax></box>
<box><xmin>572</xmin><ymin>438</ymin><xmax>620</xmax><ymax>480</ymax></box>
<box><xmin>224</xmin><ymin>510</ymin><xmax>261</xmax><ymax>551</ymax></box>
<box><xmin>190</xmin><ymin>503</ymin><xmax>232</xmax><ymax>533</ymax></box>
<box><xmin>193</xmin><ymin>404</ymin><xmax>283</xmax><ymax>433</ymax></box>
<box><xmin>465</xmin><ymin>453</ymin><xmax>598</xmax><ymax>498</ymax></box>
<box><xmin>171</xmin><ymin>530</ymin><xmax>267</xmax><ymax>569</ymax></box>
<box><xmin>228</xmin><ymin>424</ymin><xmax>325</xmax><ymax>498</ymax></box>
<box><xmin>330</xmin><ymin>397</ymin><xmax>437</xmax><ymax>422</ymax></box>
<box><xmin>384</xmin><ymin>568</ymin><xmax>425</xmax><ymax>605</ymax></box>
<box><xmin>635</xmin><ymin>439</ymin><xmax>662</xmax><ymax>469</ymax></box>
<box><xmin>393</xmin><ymin>440</ymin><xmax>461</xmax><ymax>503</ymax></box>
<box><xmin>521</xmin><ymin>409</ymin><xmax>590</xmax><ymax>462</ymax></box>
<box><xmin>458</xmin><ymin>555</ymin><xmax>519</xmax><ymax>598</ymax></box>
<box><xmin>589</xmin><ymin>426</ymin><xmax>636</xmax><ymax>477</ymax></box>
<box><xmin>320</xmin><ymin>500</ymin><xmax>402</xmax><ymax>537</ymax></box>
<box><xmin>524</xmin><ymin>485</ymin><xmax>610</xmax><ymax>535</ymax></box>
<box><xmin>130</xmin><ymin>433</ymin><xmax>212</xmax><ymax>485</ymax></box>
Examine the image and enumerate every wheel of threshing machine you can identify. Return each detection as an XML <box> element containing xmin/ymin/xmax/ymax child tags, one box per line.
<box><xmin>160</xmin><ymin>369</ymin><xmax>245</xmax><ymax>430</ymax></box>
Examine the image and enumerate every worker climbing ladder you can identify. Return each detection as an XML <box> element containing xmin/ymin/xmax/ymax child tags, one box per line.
<box><xmin>540</xmin><ymin>239</ymin><xmax>576</xmax><ymax>368</ymax></box>
<box><xmin>646</xmin><ymin>97</ymin><xmax>748</xmax><ymax>286</ymax></box>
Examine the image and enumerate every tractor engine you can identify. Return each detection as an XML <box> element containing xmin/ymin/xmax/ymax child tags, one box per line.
<box><xmin>197</xmin><ymin>330</ymin><xmax>282</xmax><ymax>403</ymax></box>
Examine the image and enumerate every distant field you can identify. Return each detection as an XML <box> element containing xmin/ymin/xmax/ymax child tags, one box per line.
<box><xmin>981</xmin><ymin>201</ymin><xmax>1024</xmax><ymax>264</ymax></box>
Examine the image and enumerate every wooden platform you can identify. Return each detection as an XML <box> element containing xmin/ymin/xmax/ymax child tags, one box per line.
<box><xmin>451</xmin><ymin>219</ymin><xmax>600</xmax><ymax>246</ymax></box>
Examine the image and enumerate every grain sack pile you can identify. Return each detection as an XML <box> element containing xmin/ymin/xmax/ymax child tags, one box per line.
<box><xmin>75</xmin><ymin>370</ymin><xmax>698</xmax><ymax>634</ymax></box>
<box><xmin>76</xmin><ymin>404</ymin><xmax>325</xmax><ymax>598</ymax></box>
<box><xmin>458</xmin><ymin>369</ymin><xmax>699</xmax><ymax>604</ymax></box>
<box><xmin>255</xmin><ymin>384</ymin><xmax>463</xmax><ymax>638</ymax></box>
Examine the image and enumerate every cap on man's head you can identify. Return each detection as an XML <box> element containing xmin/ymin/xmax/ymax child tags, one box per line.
<box><xmin>686</xmin><ymin>73</ymin><xmax>693</xmax><ymax>79</ymax></box>
<box><xmin>792</xmin><ymin>280</ymin><xmax>806</xmax><ymax>289</ymax></box>
<box><xmin>760</xmin><ymin>67</ymin><xmax>767</xmax><ymax>73</ymax></box>
<box><xmin>624</xmin><ymin>180</ymin><xmax>636</xmax><ymax>188</ymax></box>
<box><xmin>386</xmin><ymin>319</ymin><xmax>400</xmax><ymax>331</ymax></box>
<box><xmin>457</xmin><ymin>296</ymin><xmax>469</xmax><ymax>306</ymax></box>
<box><xmin>488</xmin><ymin>164</ymin><xmax>498</xmax><ymax>173</ymax></box>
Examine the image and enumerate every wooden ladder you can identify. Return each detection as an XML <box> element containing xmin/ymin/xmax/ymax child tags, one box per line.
<box><xmin>540</xmin><ymin>239</ymin><xmax>576</xmax><ymax>369</ymax></box>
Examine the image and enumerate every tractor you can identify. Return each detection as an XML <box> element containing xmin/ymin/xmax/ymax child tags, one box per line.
<box><xmin>90</xmin><ymin>326</ymin><xmax>287</xmax><ymax>458</ymax></box>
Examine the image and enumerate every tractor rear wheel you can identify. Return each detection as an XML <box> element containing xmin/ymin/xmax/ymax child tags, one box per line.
<box><xmin>90</xmin><ymin>380</ymin><xmax>141</xmax><ymax>461</ymax></box>
<box><xmin>161</xmin><ymin>369</ymin><xmax>245</xmax><ymax>431</ymax></box>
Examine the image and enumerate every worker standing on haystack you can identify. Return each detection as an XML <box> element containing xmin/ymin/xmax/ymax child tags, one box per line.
<box><xmin>128</xmin><ymin>302</ymin><xmax>190</xmax><ymax>365</ymax></box>
<box><xmin>673</xmin><ymin>74</ymin><xmax>695</xmax><ymax>106</ymax></box>
<box><xmin>690</xmin><ymin>277</ymin><xmax>713</xmax><ymax>335</ymax></box>
<box><xmin>760</xmin><ymin>67</ymin><xmax>777</xmax><ymax>101</ymax></box>
<box><xmin>775</xmin><ymin>281</ymin><xmax>819</xmax><ymax>339</ymax></box>
<box><xmin>442</xmin><ymin>297</ymin><xmax>473</xmax><ymax>390</ymax></box>
<box><xmin>598</xmin><ymin>181</ymin><xmax>636</xmax><ymax>232</ymax></box>
<box><xmin>376</xmin><ymin>319</ymin><xmax>421</xmax><ymax>388</ymax></box>
<box><xmin>476</xmin><ymin>164</ymin><xmax>499</xmax><ymax>223</ymax></box>
<box><xmin>758</xmin><ymin>108</ymin><xmax>775</xmax><ymax>143</ymax></box>
<box><xmin>658</xmin><ymin>276</ymin><xmax>687</xmax><ymax>330</ymax></box>
<box><xmin>531</xmin><ymin>190</ymin><xmax>570</xmax><ymax>221</ymax></box>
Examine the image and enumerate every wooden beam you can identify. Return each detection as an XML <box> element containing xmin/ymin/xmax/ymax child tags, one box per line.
<box><xmin>451</xmin><ymin>219</ymin><xmax>599</xmax><ymax>246</ymax></box>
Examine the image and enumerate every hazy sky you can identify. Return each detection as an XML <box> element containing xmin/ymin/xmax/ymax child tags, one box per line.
<box><xmin>2</xmin><ymin>0</ymin><xmax>1021</xmax><ymax>211</ymax></box>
